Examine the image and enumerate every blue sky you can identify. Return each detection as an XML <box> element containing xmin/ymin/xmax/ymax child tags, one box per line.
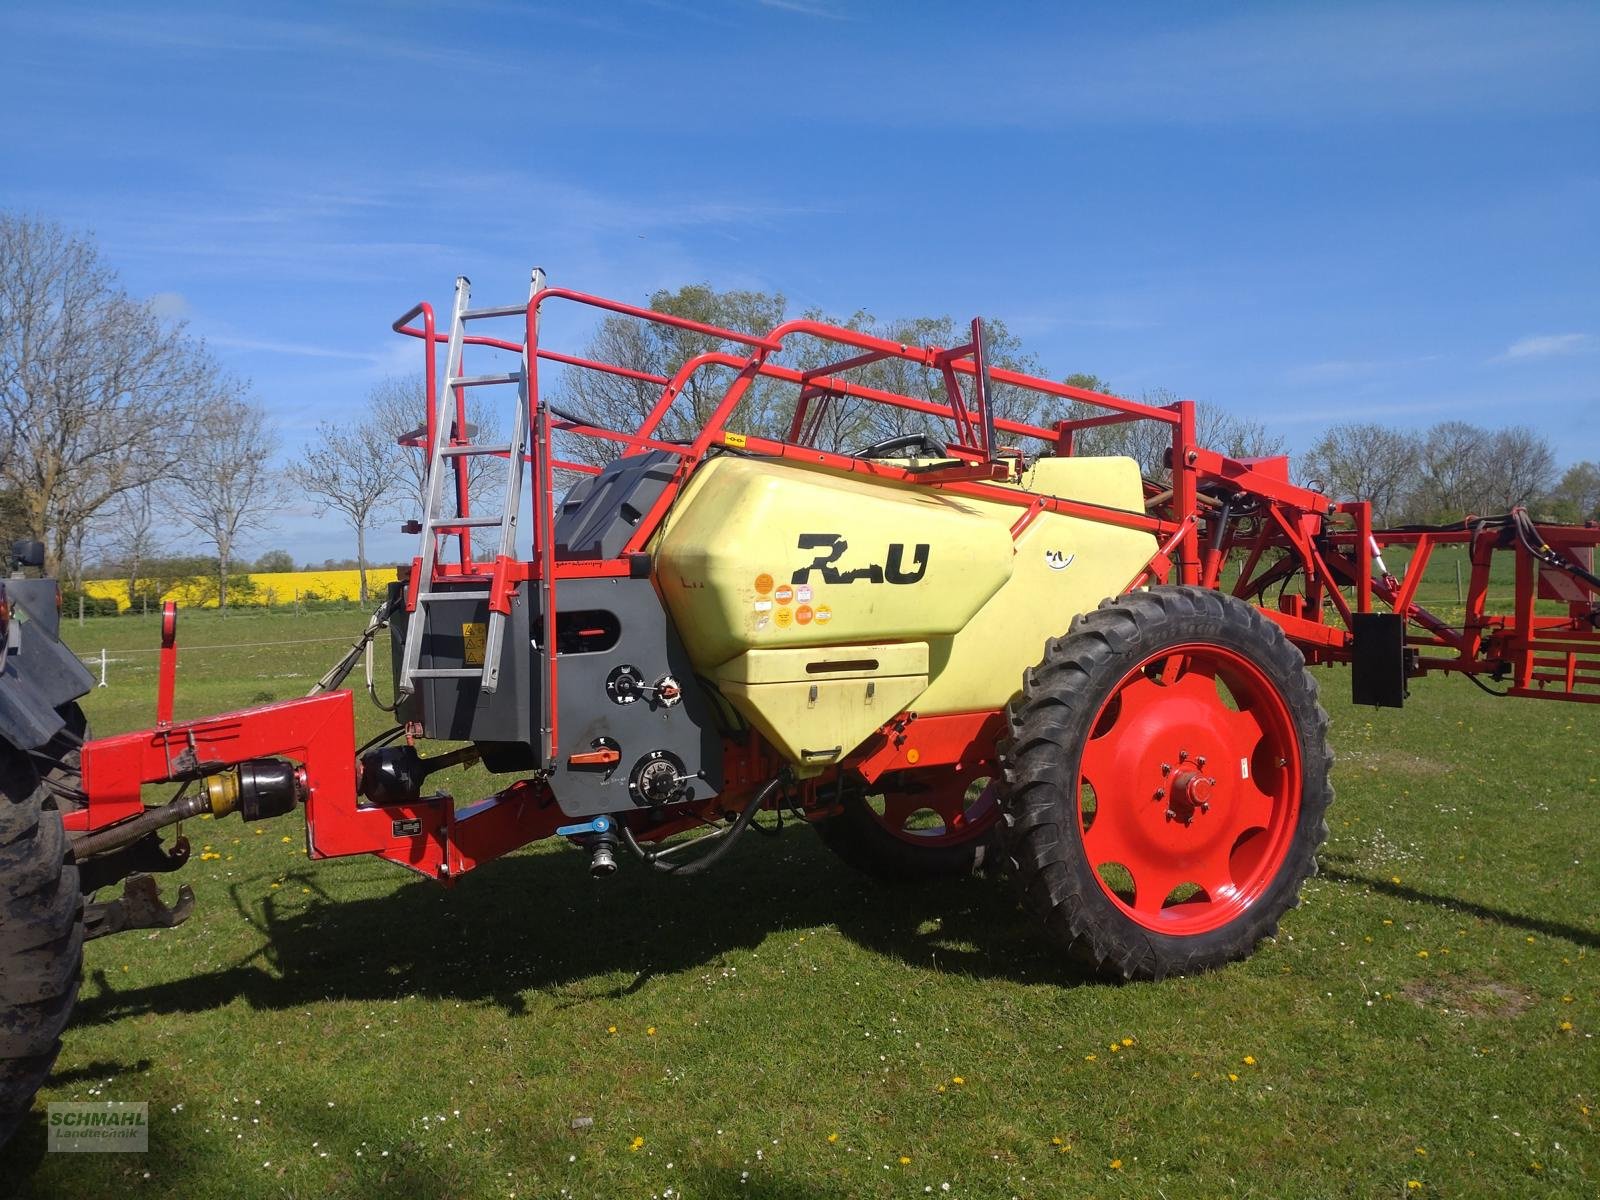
<box><xmin>2</xmin><ymin>1</ymin><xmax>1596</xmax><ymax>564</ymax></box>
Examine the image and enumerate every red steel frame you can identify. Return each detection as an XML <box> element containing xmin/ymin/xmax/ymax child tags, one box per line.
<box><xmin>67</xmin><ymin>280</ymin><xmax>1600</xmax><ymax>883</ymax></box>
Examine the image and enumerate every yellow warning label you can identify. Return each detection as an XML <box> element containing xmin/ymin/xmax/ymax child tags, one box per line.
<box><xmin>724</xmin><ymin>431</ymin><xmax>748</xmax><ymax>448</ymax></box>
<box><xmin>461</xmin><ymin>622</ymin><xmax>487</xmax><ymax>666</ymax></box>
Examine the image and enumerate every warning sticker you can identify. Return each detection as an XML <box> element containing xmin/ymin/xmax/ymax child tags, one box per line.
<box><xmin>724</xmin><ymin>431</ymin><xmax>748</xmax><ymax>449</ymax></box>
<box><xmin>461</xmin><ymin>622</ymin><xmax>487</xmax><ymax>666</ymax></box>
<box><xmin>795</xmin><ymin>604</ymin><xmax>814</xmax><ymax>625</ymax></box>
<box><xmin>795</xmin><ymin>584</ymin><xmax>813</xmax><ymax>603</ymax></box>
<box><xmin>775</xmin><ymin>607</ymin><xmax>793</xmax><ymax>629</ymax></box>
<box><xmin>754</xmin><ymin>599</ymin><xmax>773</xmax><ymax>613</ymax></box>
<box><xmin>814</xmin><ymin>604</ymin><xmax>833</xmax><ymax>624</ymax></box>
<box><xmin>774</xmin><ymin>584</ymin><xmax>794</xmax><ymax>605</ymax></box>
<box><xmin>754</xmin><ymin>572</ymin><xmax>773</xmax><ymax>595</ymax></box>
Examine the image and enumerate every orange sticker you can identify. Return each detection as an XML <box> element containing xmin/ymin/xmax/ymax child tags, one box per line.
<box><xmin>774</xmin><ymin>607</ymin><xmax>793</xmax><ymax>628</ymax></box>
<box><xmin>754</xmin><ymin>573</ymin><xmax>773</xmax><ymax>595</ymax></box>
<box><xmin>795</xmin><ymin>604</ymin><xmax>814</xmax><ymax>625</ymax></box>
<box><xmin>773</xmin><ymin>584</ymin><xmax>794</xmax><ymax>605</ymax></box>
<box><xmin>814</xmin><ymin>604</ymin><xmax>833</xmax><ymax>624</ymax></box>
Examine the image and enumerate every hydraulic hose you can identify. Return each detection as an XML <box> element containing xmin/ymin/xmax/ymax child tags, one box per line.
<box><xmin>619</xmin><ymin>776</ymin><xmax>784</xmax><ymax>877</ymax></box>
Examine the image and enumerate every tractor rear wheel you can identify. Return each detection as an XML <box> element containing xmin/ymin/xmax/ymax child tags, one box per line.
<box><xmin>815</xmin><ymin>774</ymin><xmax>1000</xmax><ymax>882</ymax></box>
<box><xmin>32</xmin><ymin>701</ymin><xmax>88</xmax><ymax>819</ymax></box>
<box><xmin>1000</xmin><ymin>586</ymin><xmax>1331</xmax><ymax>981</ymax></box>
<box><xmin>0</xmin><ymin>743</ymin><xmax>84</xmax><ymax>1148</ymax></box>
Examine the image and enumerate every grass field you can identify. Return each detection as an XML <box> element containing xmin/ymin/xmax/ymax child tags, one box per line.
<box><xmin>2</xmin><ymin>564</ymin><xmax>1596</xmax><ymax>1198</ymax></box>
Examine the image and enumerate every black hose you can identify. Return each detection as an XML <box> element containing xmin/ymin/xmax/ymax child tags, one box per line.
<box><xmin>619</xmin><ymin>776</ymin><xmax>783</xmax><ymax>876</ymax></box>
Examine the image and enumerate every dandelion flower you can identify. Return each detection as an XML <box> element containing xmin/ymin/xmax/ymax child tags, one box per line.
<box><xmin>281</xmin><ymin>836</ymin><xmax>292</xmax><ymax>843</ymax></box>
<box><xmin>607</xmin><ymin>1025</ymin><xmax>617</xmax><ymax>1035</ymax></box>
<box><xmin>1408</xmin><ymin>1182</ymin><xmax>1422</xmax><ymax>1191</ymax></box>
<box><xmin>1559</xmin><ymin>1021</ymin><xmax>1573</xmax><ymax>1032</ymax></box>
<box><xmin>1121</xmin><ymin>1037</ymin><xmax>1134</xmax><ymax>1047</ymax></box>
<box><xmin>899</xmin><ymin>1156</ymin><xmax>911</xmax><ymax>1165</ymax></box>
<box><xmin>1085</xmin><ymin>1054</ymin><xmax>1097</xmax><ymax>1062</ymax></box>
<box><xmin>827</xmin><ymin>1133</ymin><xmax>838</xmax><ymax>1144</ymax></box>
<box><xmin>1110</xmin><ymin>1158</ymin><xmax>1123</xmax><ymax>1169</ymax></box>
<box><xmin>630</xmin><ymin>1137</ymin><xmax>644</xmax><ymax>1152</ymax></box>
<box><xmin>647</xmin><ymin>1026</ymin><xmax>657</xmax><ymax>1036</ymax></box>
<box><xmin>1415</xmin><ymin>1147</ymin><xmax>1426</xmax><ymax>1156</ymax></box>
<box><xmin>1228</xmin><ymin>1073</ymin><xmax>1239</xmax><ymax>1083</ymax></box>
<box><xmin>1416</xmin><ymin>950</ymin><xmax>1428</xmax><ymax>959</ymax></box>
<box><xmin>1243</xmin><ymin>1055</ymin><xmax>1256</xmax><ymax>1066</ymax></box>
<box><xmin>951</xmin><ymin>1076</ymin><xmax>964</xmax><ymax>1086</ymax></box>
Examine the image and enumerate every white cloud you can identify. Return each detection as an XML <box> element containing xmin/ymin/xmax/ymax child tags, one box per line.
<box><xmin>1498</xmin><ymin>332</ymin><xmax>1594</xmax><ymax>361</ymax></box>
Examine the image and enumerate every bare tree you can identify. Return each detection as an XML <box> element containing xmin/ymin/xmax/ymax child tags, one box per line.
<box><xmin>1069</xmin><ymin>388</ymin><xmax>1284</xmax><ymax>479</ymax></box>
<box><xmin>93</xmin><ymin>482</ymin><xmax>161</xmax><ymax>611</ymax></box>
<box><xmin>556</xmin><ymin>285</ymin><xmax>789</xmax><ymax>466</ymax></box>
<box><xmin>0</xmin><ymin>214</ymin><xmax>208</xmax><ymax>569</ymax></box>
<box><xmin>368</xmin><ymin>374</ymin><xmax>503</xmax><ymax>518</ymax></box>
<box><xmin>1479</xmin><ymin>425</ymin><xmax>1555</xmax><ymax>512</ymax></box>
<box><xmin>168</xmin><ymin>389</ymin><xmax>284</xmax><ymax>613</ymax></box>
<box><xmin>1411</xmin><ymin>421</ymin><xmax>1489</xmax><ymax>522</ymax></box>
<box><xmin>1301</xmin><ymin>422</ymin><xmax>1421</xmax><ymax>525</ymax></box>
<box><xmin>289</xmin><ymin>394</ymin><xmax>408</xmax><ymax>603</ymax></box>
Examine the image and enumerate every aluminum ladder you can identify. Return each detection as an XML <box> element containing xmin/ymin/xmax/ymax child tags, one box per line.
<box><xmin>396</xmin><ymin>269</ymin><xmax>544</xmax><ymax>697</ymax></box>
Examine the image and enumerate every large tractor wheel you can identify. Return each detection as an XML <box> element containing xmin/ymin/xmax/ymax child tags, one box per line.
<box><xmin>1001</xmin><ymin>586</ymin><xmax>1331</xmax><ymax>981</ymax></box>
<box><xmin>816</xmin><ymin>773</ymin><xmax>1001</xmax><ymax>882</ymax></box>
<box><xmin>32</xmin><ymin>701</ymin><xmax>88</xmax><ymax>818</ymax></box>
<box><xmin>0</xmin><ymin>743</ymin><xmax>84</xmax><ymax>1147</ymax></box>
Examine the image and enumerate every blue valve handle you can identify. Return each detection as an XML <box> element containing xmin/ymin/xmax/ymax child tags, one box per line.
<box><xmin>556</xmin><ymin>815</ymin><xmax>613</xmax><ymax>838</ymax></box>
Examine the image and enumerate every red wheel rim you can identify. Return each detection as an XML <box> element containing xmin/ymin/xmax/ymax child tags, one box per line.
<box><xmin>865</xmin><ymin>778</ymin><xmax>1001</xmax><ymax>848</ymax></box>
<box><xmin>1076</xmin><ymin>644</ymin><xmax>1301</xmax><ymax>935</ymax></box>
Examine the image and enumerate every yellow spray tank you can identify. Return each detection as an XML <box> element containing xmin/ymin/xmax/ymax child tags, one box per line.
<box><xmin>653</xmin><ymin>454</ymin><xmax>1156</xmax><ymax>772</ymax></box>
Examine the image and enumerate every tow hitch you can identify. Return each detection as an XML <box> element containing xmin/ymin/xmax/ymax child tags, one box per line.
<box><xmin>83</xmin><ymin>875</ymin><xmax>197</xmax><ymax>941</ymax></box>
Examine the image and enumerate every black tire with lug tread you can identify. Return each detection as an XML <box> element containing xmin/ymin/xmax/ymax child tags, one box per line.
<box><xmin>0</xmin><ymin>742</ymin><xmax>84</xmax><ymax>1148</ymax></box>
<box><xmin>814</xmin><ymin>779</ymin><xmax>997</xmax><ymax>883</ymax></box>
<box><xmin>999</xmin><ymin>585</ymin><xmax>1332</xmax><ymax>981</ymax></box>
<box><xmin>32</xmin><ymin>701</ymin><xmax>88</xmax><ymax>819</ymax></box>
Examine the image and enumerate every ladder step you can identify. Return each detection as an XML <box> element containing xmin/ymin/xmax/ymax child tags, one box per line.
<box><xmin>416</xmin><ymin>590</ymin><xmax>491</xmax><ymax>602</ymax></box>
<box><xmin>448</xmin><ymin>372</ymin><xmax>522</xmax><ymax>388</ymax></box>
<box><xmin>407</xmin><ymin>668</ymin><xmax>485</xmax><ymax>680</ymax></box>
<box><xmin>429</xmin><ymin>516</ymin><xmax>504</xmax><ymax>528</ymax></box>
<box><xmin>460</xmin><ymin>304</ymin><xmax>528</xmax><ymax>320</ymax></box>
<box><xmin>439</xmin><ymin>443</ymin><xmax>514</xmax><ymax>457</ymax></box>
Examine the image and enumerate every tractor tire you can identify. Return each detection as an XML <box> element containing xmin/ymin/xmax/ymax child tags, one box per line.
<box><xmin>1000</xmin><ymin>586</ymin><xmax>1331</xmax><ymax>981</ymax></box>
<box><xmin>815</xmin><ymin>774</ymin><xmax>1000</xmax><ymax>882</ymax></box>
<box><xmin>0</xmin><ymin>743</ymin><xmax>84</xmax><ymax>1148</ymax></box>
<box><xmin>33</xmin><ymin>701</ymin><xmax>88</xmax><ymax>818</ymax></box>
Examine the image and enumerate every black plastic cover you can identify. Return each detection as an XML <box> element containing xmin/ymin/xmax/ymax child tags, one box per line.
<box><xmin>1351</xmin><ymin>612</ymin><xmax>1407</xmax><ymax>708</ymax></box>
<box><xmin>554</xmin><ymin>451</ymin><xmax>677</xmax><ymax>562</ymax></box>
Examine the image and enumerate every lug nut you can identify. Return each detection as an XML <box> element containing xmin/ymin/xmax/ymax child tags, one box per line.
<box><xmin>1154</xmin><ymin>787</ymin><xmax>1166</xmax><ymax>800</ymax></box>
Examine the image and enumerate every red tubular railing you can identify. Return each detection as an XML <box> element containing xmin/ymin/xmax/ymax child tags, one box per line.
<box><xmin>389</xmin><ymin>279</ymin><xmax>1600</xmax><ymax>707</ymax></box>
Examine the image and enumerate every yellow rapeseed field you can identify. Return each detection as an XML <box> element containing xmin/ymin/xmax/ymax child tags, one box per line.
<box><xmin>83</xmin><ymin>567</ymin><xmax>402</xmax><ymax>611</ymax></box>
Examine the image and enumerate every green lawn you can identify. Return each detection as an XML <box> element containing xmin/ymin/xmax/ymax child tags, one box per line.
<box><xmin>2</xmin><ymin>603</ymin><xmax>1596</xmax><ymax>1199</ymax></box>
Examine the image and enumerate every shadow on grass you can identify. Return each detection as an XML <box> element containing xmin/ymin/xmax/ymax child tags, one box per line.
<box><xmin>1320</xmin><ymin>860</ymin><xmax>1600</xmax><ymax>948</ymax></box>
<box><xmin>72</xmin><ymin>829</ymin><xmax>1093</xmax><ymax>1028</ymax></box>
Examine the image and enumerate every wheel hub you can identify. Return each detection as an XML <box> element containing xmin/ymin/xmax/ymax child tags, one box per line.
<box><xmin>1164</xmin><ymin>764</ymin><xmax>1215</xmax><ymax>824</ymax></box>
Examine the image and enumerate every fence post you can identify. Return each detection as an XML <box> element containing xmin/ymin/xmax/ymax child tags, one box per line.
<box><xmin>98</xmin><ymin>648</ymin><xmax>108</xmax><ymax>688</ymax></box>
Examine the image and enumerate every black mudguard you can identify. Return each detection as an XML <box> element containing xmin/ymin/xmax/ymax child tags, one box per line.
<box><xmin>0</xmin><ymin>579</ymin><xmax>94</xmax><ymax>751</ymax></box>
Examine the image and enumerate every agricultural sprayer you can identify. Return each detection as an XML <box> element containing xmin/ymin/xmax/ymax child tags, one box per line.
<box><xmin>3</xmin><ymin>270</ymin><xmax>1597</xmax><ymax>1144</ymax></box>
